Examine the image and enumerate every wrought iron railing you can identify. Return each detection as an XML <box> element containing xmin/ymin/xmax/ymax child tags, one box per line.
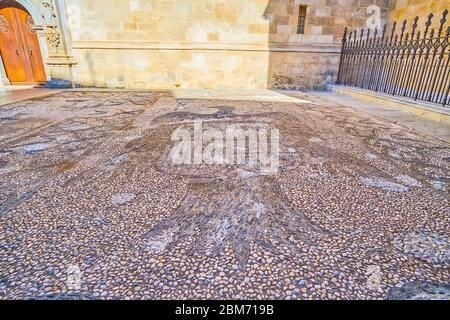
<box><xmin>337</xmin><ymin>10</ymin><xmax>450</xmax><ymax>107</ymax></box>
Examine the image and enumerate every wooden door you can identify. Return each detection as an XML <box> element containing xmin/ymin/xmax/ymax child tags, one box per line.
<box><xmin>0</xmin><ymin>8</ymin><xmax>29</xmax><ymax>83</ymax></box>
<box><xmin>15</xmin><ymin>8</ymin><xmax>46</xmax><ymax>82</ymax></box>
<box><xmin>0</xmin><ymin>7</ymin><xmax>46</xmax><ymax>84</ymax></box>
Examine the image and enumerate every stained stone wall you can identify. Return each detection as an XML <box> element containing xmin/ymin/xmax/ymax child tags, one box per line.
<box><xmin>66</xmin><ymin>0</ymin><xmax>272</xmax><ymax>89</ymax></box>
<box><xmin>267</xmin><ymin>0</ymin><xmax>391</xmax><ymax>45</ymax></box>
<box><xmin>266</xmin><ymin>0</ymin><xmax>392</xmax><ymax>89</ymax></box>
<box><xmin>389</xmin><ymin>0</ymin><xmax>450</xmax><ymax>30</ymax></box>
<box><xmin>62</xmin><ymin>0</ymin><xmax>393</xmax><ymax>89</ymax></box>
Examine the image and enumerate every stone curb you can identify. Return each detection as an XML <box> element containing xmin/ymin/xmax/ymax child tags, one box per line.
<box><xmin>327</xmin><ymin>85</ymin><xmax>450</xmax><ymax>125</ymax></box>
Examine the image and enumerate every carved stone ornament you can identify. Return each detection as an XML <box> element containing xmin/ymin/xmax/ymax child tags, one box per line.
<box><xmin>26</xmin><ymin>15</ymin><xmax>36</xmax><ymax>33</ymax></box>
<box><xmin>45</xmin><ymin>25</ymin><xmax>61</xmax><ymax>50</ymax></box>
<box><xmin>0</xmin><ymin>14</ymin><xmax>9</xmax><ymax>33</ymax></box>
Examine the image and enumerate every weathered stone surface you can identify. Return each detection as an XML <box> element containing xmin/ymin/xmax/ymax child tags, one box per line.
<box><xmin>62</xmin><ymin>0</ymin><xmax>393</xmax><ymax>90</ymax></box>
<box><xmin>389</xmin><ymin>0</ymin><xmax>450</xmax><ymax>31</ymax></box>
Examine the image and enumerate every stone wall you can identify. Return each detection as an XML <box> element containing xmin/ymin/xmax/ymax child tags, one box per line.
<box><xmin>389</xmin><ymin>0</ymin><xmax>450</xmax><ymax>30</ymax></box>
<box><xmin>66</xmin><ymin>0</ymin><xmax>271</xmax><ymax>89</ymax></box>
<box><xmin>267</xmin><ymin>0</ymin><xmax>391</xmax><ymax>45</ymax></box>
<box><xmin>74</xmin><ymin>48</ymin><xmax>270</xmax><ymax>89</ymax></box>
<box><xmin>9</xmin><ymin>0</ymin><xmax>392</xmax><ymax>90</ymax></box>
<box><xmin>267</xmin><ymin>0</ymin><xmax>392</xmax><ymax>89</ymax></box>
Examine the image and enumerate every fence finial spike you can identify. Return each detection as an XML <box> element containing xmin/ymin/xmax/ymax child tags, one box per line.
<box><xmin>381</xmin><ymin>24</ymin><xmax>387</xmax><ymax>39</ymax></box>
<box><xmin>423</xmin><ymin>14</ymin><xmax>433</xmax><ymax>36</ymax></box>
<box><xmin>426</xmin><ymin>13</ymin><xmax>434</xmax><ymax>27</ymax></box>
<box><xmin>438</xmin><ymin>10</ymin><xmax>448</xmax><ymax>36</ymax></box>
<box><xmin>411</xmin><ymin>16</ymin><xmax>419</xmax><ymax>38</ymax></box>
<box><xmin>391</xmin><ymin>21</ymin><xmax>397</xmax><ymax>39</ymax></box>
<box><xmin>400</xmin><ymin>20</ymin><xmax>407</xmax><ymax>39</ymax></box>
<box><xmin>429</xmin><ymin>28</ymin><xmax>435</xmax><ymax>38</ymax></box>
<box><xmin>342</xmin><ymin>27</ymin><xmax>348</xmax><ymax>43</ymax></box>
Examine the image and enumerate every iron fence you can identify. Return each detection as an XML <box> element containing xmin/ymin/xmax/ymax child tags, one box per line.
<box><xmin>337</xmin><ymin>10</ymin><xmax>450</xmax><ymax>107</ymax></box>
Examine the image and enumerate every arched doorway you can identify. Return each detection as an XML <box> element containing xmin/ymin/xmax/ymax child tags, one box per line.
<box><xmin>0</xmin><ymin>1</ymin><xmax>46</xmax><ymax>85</ymax></box>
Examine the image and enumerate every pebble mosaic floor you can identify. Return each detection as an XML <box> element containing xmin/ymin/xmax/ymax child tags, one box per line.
<box><xmin>0</xmin><ymin>91</ymin><xmax>448</xmax><ymax>300</ymax></box>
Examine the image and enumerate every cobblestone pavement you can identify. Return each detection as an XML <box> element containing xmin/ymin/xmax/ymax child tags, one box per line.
<box><xmin>0</xmin><ymin>91</ymin><xmax>448</xmax><ymax>300</ymax></box>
